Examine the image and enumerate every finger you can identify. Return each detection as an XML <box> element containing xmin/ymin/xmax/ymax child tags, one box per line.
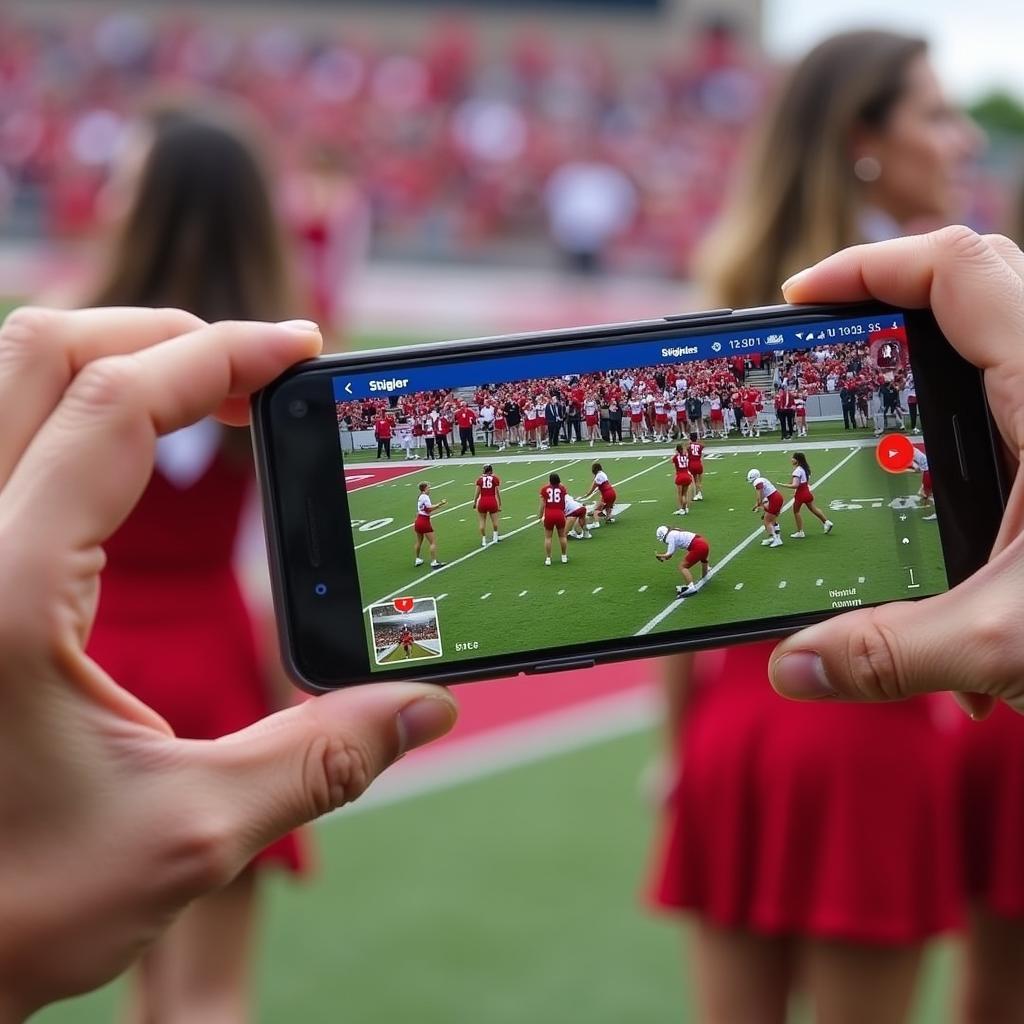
<box><xmin>196</xmin><ymin>684</ymin><xmax>458</xmax><ymax>870</ymax></box>
<box><xmin>0</xmin><ymin>306</ymin><xmax>205</xmax><ymax>488</ymax></box>
<box><xmin>0</xmin><ymin>319</ymin><xmax>322</xmax><ymax>553</ymax></box>
<box><xmin>767</xmin><ymin>556</ymin><xmax>1024</xmax><ymax>705</ymax></box>
<box><xmin>781</xmin><ymin>226</ymin><xmax>1024</xmax><ymax>371</ymax></box>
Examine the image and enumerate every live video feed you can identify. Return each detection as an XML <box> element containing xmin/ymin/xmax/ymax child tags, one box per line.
<box><xmin>343</xmin><ymin>319</ymin><xmax>945</xmax><ymax>671</ymax></box>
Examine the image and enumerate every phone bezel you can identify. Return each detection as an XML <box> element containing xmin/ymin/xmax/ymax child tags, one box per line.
<box><xmin>252</xmin><ymin>302</ymin><xmax>1007</xmax><ymax>691</ymax></box>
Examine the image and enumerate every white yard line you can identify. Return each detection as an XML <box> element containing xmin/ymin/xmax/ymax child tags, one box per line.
<box><xmin>328</xmin><ymin>685</ymin><xmax>658</xmax><ymax>819</ymax></box>
<box><xmin>350</xmin><ymin>436</ymin><xmax>875</xmax><ymax>474</ymax></box>
<box><xmin>635</xmin><ymin>446</ymin><xmax>862</xmax><ymax>636</ymax></box>
<box><xmin>354</xmin><ymin>460</ymin><xmax>581</xmax><ymax>550</ymax></box>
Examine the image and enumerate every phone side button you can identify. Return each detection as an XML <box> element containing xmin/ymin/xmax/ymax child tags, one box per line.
<box><xmin>663</xmin><ymin>308</ymin><xmax>732</xmax><ymax>322</ymax></box>
<box><xmin>951</xmin><ymin>414</ymin><xmax>969</xmax><ymax>481</ymax></box>
<box><xmin>527</xmin><ymin>658</ymin><xmax>596</xmax><ymax>675</ymax></box>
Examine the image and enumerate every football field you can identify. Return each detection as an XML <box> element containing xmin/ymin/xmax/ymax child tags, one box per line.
<box><xmin>349</xmin><ymin>437</ymin><xmax>945</xmax><ymax>671</ymax></box>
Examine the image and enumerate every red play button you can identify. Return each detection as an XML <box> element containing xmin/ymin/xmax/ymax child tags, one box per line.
<box><xmin>876</xmin><ymin>433</ymin><xmax>914</xmax><ymax>473</ymax></box>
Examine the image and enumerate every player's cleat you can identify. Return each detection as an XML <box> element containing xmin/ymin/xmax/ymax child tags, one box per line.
<box><xmin>676</xmin><ymin>584</ymin><xmax>697</xmax><ymax>597</ymax></box>
<box><xmin>584</xmin><ymin>532</ymin><xmax>593</xmax><ymax>539</ymax></box>
<box><xmin>922</xmin><ymin>513</ymin><xmax>937</xmax><ymax>521</ymax></box>
<box><xmin>824</xmin><ymin>520</ymin><xmax>834</xmax><ymax>533</ymax></box>
<box><xmin>790</xmin><ymin>531</ymin><xmax>806</xmax><ymax>539</ymax></box>
<box><xmin>430</xmin><ymin>561</ymin><xmax>445</xmax><ymax>568</ymax></box>
<box><xmin>590</xmin><ymin>521</ymin><xmax>600</xmax><ymax>529</ymax></box>
<box><xmin>544</xmin><ymin>557</ymin><xmax>551</xmax><ymax>566</ymax></box>
<box><xmin>694</xmin><ymin>493</ymin><xmax>703</xmax><ymax>501</ymax></box>
<box><xmin>494</xmin><ymin>534</ymin><xmax>503</xmax><ymax>542</ymax></box>
<box><xmin>761</xmin><ymin>538</ymin><xmax>774</xmax><ymax>546</ymax></box>
<box><xmin>673</xmin><ymin>508</ymin><xmax>686</xmax><ymax>516</ymax></box>
<box><xmin>414</xmin><ymin>558</ymin><xmax>425</xmax><ymax>566</ymax></box>
<box><xmin>481</xmin><ymin>538</ymin><xmax>487</xmax><ymax>548</ymax></box>
<box><xmin>561</xmin><ymin>554</ymin><xmax>568</xmax><ymax>563</ymax></box>
<box><xmin>769</xmin><ymin>538</ymin><xmax>783</xmax><ymax>548</ymax></box>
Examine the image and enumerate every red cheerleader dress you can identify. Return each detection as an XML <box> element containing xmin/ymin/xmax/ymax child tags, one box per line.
<box><xmin>960</xmin><ymin>703</ymin><xmax>1024</xmax><ymax>918</ymax></box>
<box><xmin>86</xmin><ymin>428</ymin><xmax>306</xmax><ymax>874</ymax></box>
<box><xmin>649</xmin><ymin>641</ymin><xmax>962</xmax><ymax>943</ymax></box>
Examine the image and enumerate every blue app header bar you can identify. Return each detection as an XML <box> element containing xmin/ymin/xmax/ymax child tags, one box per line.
<box><xmin>333</xmin><ymin>313</ymin><xmax>904</xmax><ymax>402</ymax></box>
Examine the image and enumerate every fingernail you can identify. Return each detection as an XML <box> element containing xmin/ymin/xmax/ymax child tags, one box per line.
<box><xmin>396</xmin><ymin>694</ymin><xmax>458</xmax><ymax>755</ymax></box>
<box><xmin>781</xmin><ymin>269</ymin><xmax>810</xmax><ymax>296</ymax></box>
<box><xmin>771</xmin><ymin>652</ymin><xmax>836</xmax><ymax>700</ymax></box>
<box><xmin>277</xmin><ymin>319</ymin><xmax>321</xmax><ymax>333</ymax></box>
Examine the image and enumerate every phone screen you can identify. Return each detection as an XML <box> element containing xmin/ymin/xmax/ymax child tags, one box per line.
<box><xmin>331</xmin><ymin>313</ymin><xmax>943</xmax><ymax>673</ymax></box>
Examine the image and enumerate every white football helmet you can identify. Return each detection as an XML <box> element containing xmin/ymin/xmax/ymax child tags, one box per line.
<box><xmin>747</xmin><ymin>469</ymin><xmax>760</xmax><ymax>484</ymax></box>
<box><xmin>656</xmin><ymin>526</ymin><xmax>669</xmax><ymax>542</ymax></box>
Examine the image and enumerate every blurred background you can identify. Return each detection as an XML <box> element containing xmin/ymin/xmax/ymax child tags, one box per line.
<box><xmin>7</xmin><ymin>0</ymin><xmax>1022</xmax><ymax>1021</ymax></box>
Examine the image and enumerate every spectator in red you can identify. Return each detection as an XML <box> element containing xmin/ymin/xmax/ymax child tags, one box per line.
<box><xmin>434</xmin><ymin>408</ymin><xmax>453</xmax><ymax>458</ymax></box>
<box><xmin>455</xmin><ymin>401</ymin><xmax>477</xmax><ymax>456</ymax></box>
<box><xmin>374</xmin><ymin>410</ymin><xmax>393</xmax><ymax>460</ymax></box>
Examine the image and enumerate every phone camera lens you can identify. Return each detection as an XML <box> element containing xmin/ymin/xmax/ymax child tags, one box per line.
<box><xmin>288</xmin><ymin>399</ymin><xmax>309</xmax><ymax>419</ymax></box>
<box><xmin>314</xmin><ymin>582</ymin><xmax>328</xmax><ymax>597</ymax></box>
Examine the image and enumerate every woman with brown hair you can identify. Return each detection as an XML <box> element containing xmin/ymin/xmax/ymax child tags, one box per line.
<box><xmin>649</xmin><ymin>31</ymin><xmax>980</xmax><ymax>1024</ymax></box>
<box><xmin>81</xmin><ymin>102</ymin><xmax>308</xmax><ymax>1023</ymax></box>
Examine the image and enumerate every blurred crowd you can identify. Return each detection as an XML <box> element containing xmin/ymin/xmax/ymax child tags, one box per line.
<box><xmin>0</xmin><ymin>9</ymin><xmax>770</xmax><ymax>275</ymax></box>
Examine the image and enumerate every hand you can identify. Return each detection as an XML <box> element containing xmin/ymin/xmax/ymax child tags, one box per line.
<box><xmin>0</xmin><ymin>308</ymin><xmax>458</xmax><ymax>1019</ymax></box>
<box><xmin>768</xmin><ymin>227</ymin><xmax>1024</xmax><ymax>719</ymax></box>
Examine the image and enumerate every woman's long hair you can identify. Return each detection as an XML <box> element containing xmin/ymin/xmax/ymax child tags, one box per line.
<box><xmin>91</xmin><ymin>101</ymin><xmax>293</xmax><ymax>322</ymax></box>
<box><xmin>793</xmin><ymin>451</ymin><xmax>812</xmax><ymax>481</ymax></box>
<box><xmin>697</xmin><ymin>30</ymin><xmax>927</xmax><ymax>309</ymax></box>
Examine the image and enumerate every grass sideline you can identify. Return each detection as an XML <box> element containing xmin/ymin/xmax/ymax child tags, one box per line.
<box><xmin>33</xmin><ymin>729</ymin><xmax>956</xmax><ymax>1024</ymax></box>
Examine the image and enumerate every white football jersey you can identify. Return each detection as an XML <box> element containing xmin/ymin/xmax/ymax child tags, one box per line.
<box><xmin>754</xmin><ymin>477</ymin><xmax>777</xmax><ymax>498</ymax></box>
<box><xmin>594</xmin><ymin>471</ymin><xmax>609</xmax><ymax>486</ymax></box>
<box><xmin>665</xmin><ymin>529</ymin><xmax>697</xmax><ymax>555</ymax></box>
<box><xmin>564</xmin><ymin>495</ymin><xmax>584</xmax><ymax>515</ymax></box>
<box><xmin>791</xmin><ymin>466</ymin><xmax>808</xmax><ymax>486</ymax></box>
<box><xmin>417</xmin><ymin>493</ymin><xmax>432</xmax><ymax>516</ymax></box>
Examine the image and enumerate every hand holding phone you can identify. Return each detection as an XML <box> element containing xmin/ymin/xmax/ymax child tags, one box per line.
<box><xmin>770</xmin><ymin>226</ymin><xmax>1022</xmax><ymax>717</ymax></box>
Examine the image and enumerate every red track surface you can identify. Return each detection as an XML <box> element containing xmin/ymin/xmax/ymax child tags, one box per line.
<box><xmin>425</xmin><ymin>660</ymin><xmax>658</xmax><ymax>749</ymax></box>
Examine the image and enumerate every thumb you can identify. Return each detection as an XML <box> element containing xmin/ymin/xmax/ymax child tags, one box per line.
<box><xmin>198</xmin><ymin>684</ymin><xmax>458</xmax><ymax>867</ymax></box>
<box><xmin>767</xmin><ymin>589</ymin><xmax>1002</xmax><ymax>705</ymax></box>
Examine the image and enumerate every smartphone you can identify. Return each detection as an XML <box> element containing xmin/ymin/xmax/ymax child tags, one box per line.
<box><xmin>252</xmin><ymin>302</ymin><xmax>1006</xmax><ymax>691</ymax></box>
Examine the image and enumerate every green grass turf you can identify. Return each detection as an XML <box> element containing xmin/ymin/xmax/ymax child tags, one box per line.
<box><xmin>32</xmin><ymin>728</ymin><xmax>957</xmax><ymax>1024</ymax></box>
<box><xmin>350</xmin><ymin>441</ymin><xmax>944</xmax><ymax>672</ymax></box>
<box><xmin>380</xmin><ymin>640</ymin><xmax>438</xmax><ymax>663</ymax></box>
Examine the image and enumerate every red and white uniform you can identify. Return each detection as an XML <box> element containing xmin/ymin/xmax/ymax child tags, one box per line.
<box><xmin>664</xmin><ymin>528</ymin><xmax>710</xmax><ymax>568</ymax></box>
<box><xmin>629</xmin><ymin>398</ymin><xmax>644</xmax><ymax>424</ymax></box>
<box><xmin>675</xmin><ymin>399</ymin><xmax>687</xmax><ymax>425</ymax></box>
<box><xmin>400</xmin><ymin>629</ymin><xmax>414</xmax><ymax>650</ymax></box>
<box><xmin>913</xmin><ymin>449</ymin><xmax>932</xmax><ymax>497</ymax></box>
<box><xmin>795</xmin><ymin>399</ymin><xmax>806</xmax><ymax>423</ymax></box>
<box><xmin>754</xmin><ymin>475</ymin><xmax>783</xmax><ymax>516</ymax></box>
<box><xmin>564</xmin><ymin>495</ymin><xmax>587</xmax><ymax>521</ymax></box>
<box><xmin>687</xmin><ymin>441</ymin><xmax>704</xmax><ymax>475</ymax></box>
<box><xmin>86</xmin><ymin>434</ymin><xmax>306</xmax><ymax>875</ymax></box>
<box><xmin>584</xmin><ymin>399</ymin><xmax>598</xmax><ymax>426</ymax></box>
<box><xmin>414</xmin><ymin>492</ymin><xmax>435</xmax><ymax>534</ymax></box>
<box><xmin>672</xmin><ymin>451</ymin><xmax>692</xmax><ymax>487</ymax></box>
<box><xmin>476</xmin><ymin>472</ymin><xmax>500</xmax><ymax>514</ymax></box>
<box><xmin>524</xmin><ymin>402</ymin><xmax>538</xmax><ymax>431</ymax></box>
<box><xmin>709</xmin><ymin>396</ymin><xmax>724</xmax><ymax>424</ymax></box>
<box><xmin>741</xmin><ymin>398</ymin><xmax>757</xmax><ymax>419</ymax></box>
<box><xmin>791</xmin><ymin>465</ymin><xmax>814</xmax><ymax>511</ymax></box>
<box><xmin>540</xmin><ymin>482</ymin><xmax>567</xmax><ymax>529</ymax></box>
<box><xmin>593</xmin><ymin>470</ymin><xmax>617</xmax><ymax>508</ymax></box>
<box><xmin>655</xmin><ymin>399</ymin><xmax>668</xmax><ymax>426</ymax></box>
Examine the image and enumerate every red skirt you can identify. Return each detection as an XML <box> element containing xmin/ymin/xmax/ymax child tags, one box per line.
<box><xmin>87</xmin><ymin>569</ymin><xmax>308</xmax><ymax>876</ymax></box>
<box><xmin>960</xmin><ymin>703</ymin><xmax>1024</xmax><ymax>918</ymax></box>
<box><xmin>414</xmin><ymin>514</ymin><xmax>433</xmax><ymax>535</ymax></box>
<box><xmin>648</xmin><ymin>641</ymin><xmax>963</xmax><ymax>943</ymax></box>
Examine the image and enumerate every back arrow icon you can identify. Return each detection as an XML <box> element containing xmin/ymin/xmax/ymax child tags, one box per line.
<box><xmin>344</xmin><ymin>382</ymin><xmax>353</xmax><ymax>394</ymax></box>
